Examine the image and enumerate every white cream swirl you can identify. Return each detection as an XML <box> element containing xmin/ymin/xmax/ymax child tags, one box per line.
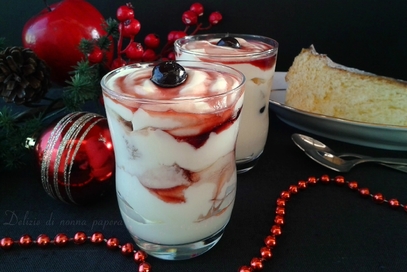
<box><xmin>182</xmin><ymin>38</ymin><xmax>273</xmax><ymax>56</ymax></box>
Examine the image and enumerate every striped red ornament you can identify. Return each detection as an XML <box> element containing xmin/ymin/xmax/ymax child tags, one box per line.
<box><xmin>33</xmin><ymin>112</ymin><xmax>115</xmax><ymax>205</ymax></box>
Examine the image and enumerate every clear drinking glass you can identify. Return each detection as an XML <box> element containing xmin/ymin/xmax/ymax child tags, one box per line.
<box><xmin>174</xmin><ymin>34</ymin><xmax>278</xmax><ymax>174</ymax></box>
<box><xmin>101</xmin><ymin>61</ymin><xmax>245</xmax><ymax>260</ymax></box>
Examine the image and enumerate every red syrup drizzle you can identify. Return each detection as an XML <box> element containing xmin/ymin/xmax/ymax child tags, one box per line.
<box><xmin>171</xmin><ymin>107</ymin><xmax>242</xmax><ymax>149</ymax></box>
<box><xmin>250</xmin><ymin>54</ymin><xmax>276</xmax><ymax>71</ymax></box>
<box><xmin>198</xmin><ymin>53</ymin><xmax>276</xmax><ymax>71</ymax></box>
<box><xmin>200</xmin><ymin>41</ymin><xmax>277</xmax><ymax>71</ymax></box>
<box><xmin>147</xmin><ymin>185</ymin><xmax>189</xmax><ymax>204</ymax></box>
<box><xmin>147</xmin><ymin>168</ymin><xmax>200</xmax><ymax>204</ymax></box>
<box><xmin>146</xmin><ymin>108</ymin><xmax>241</xmax><ymax>204</ymax></box>
<box><xmin>219</xmin><ymin>54</ymin><xmax>276</xmax><ymax>71</ymax></box>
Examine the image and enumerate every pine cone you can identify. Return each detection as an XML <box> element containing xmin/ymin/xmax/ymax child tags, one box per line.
<box><xmin>0</xmin><ymin>46</ymin><xmax>51</xmax><ymax>105</ymax></box>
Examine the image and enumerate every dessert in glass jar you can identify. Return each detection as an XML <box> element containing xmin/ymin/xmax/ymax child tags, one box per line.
<box><xmin>175</xmin><ymin>34</ymin><xmax>278</xmax><ymax>173</ymax></box>
<box><xmin>101</xmin><ymin>61</ymin><xmax>245</xmax><ymax>260</ymax></box>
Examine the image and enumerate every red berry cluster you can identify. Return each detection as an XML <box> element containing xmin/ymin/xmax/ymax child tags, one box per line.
<box><xmin>110</xmin><ymin>2</ymin><xmax>223</xmax><ymax>70</ymax></box>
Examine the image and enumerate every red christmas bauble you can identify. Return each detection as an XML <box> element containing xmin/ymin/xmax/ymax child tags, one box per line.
<box><xmin>22</xmin><ymin>0</ymin><xmax>114</xmax><ymax>85</ymax></box>
<box><xmin>34</xmin><ymin>112</ymin><xmax>115</xmax><ymax>205</ymax></box>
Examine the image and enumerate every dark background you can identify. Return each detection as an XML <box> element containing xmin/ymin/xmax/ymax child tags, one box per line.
<box><xmin>2</xmin><ymin>1</ymin><xmax>407</xmax><ymax>271</ymax></box>
<box><xmin>1</xmin><ymin>0</ymin><xmax>407</xmax><ymax>80</ymax></box>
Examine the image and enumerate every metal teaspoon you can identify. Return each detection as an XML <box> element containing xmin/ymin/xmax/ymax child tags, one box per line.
<box><xmin>291</xmin><ymin>133</ymin><xmax>407</xmax><ymax>173</ymax></box>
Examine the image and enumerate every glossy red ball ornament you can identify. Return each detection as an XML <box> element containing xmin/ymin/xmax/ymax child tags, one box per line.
<box><xmin>34</xmin><ymin>112</ymin><xmax>115</xmax><ymax>205</ymax></box>
<box><xmin>22</xmin><ymin>0</ymin><xmax>114</xmax><ymax>85</ymax></box>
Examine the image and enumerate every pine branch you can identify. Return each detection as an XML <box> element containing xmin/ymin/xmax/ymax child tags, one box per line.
<box><xmin>97</xmin><ymin>36</ymin><xmax>112</xmax><ymax>52</ymax></box>
<box><xmin>78</xmin><ymin>39</ymin><xmax>95</xmax><ymax>55</ymax></box>
<box><xmin>71</xmin><ymin>59</ymin><xmax>95</xmax><ymax>75</ymax></box>
<box><xmin>103</xmin><ymin>18</ymin><xmax>120</xmax><ymax>40</ymax></box>
<box><xmin>63</xmin><ymin>60</ymin><xmax>101</xmax><ymax>111</ymax></box>
<box><xmin>0</xmin><ymin>107</ymin><xmax>43</xmax><ymax>170</ymax></box>
<box><xmin>0</xmin><ymin>106</ymin><xmax>14</xmax><ymax>131</ymax></box>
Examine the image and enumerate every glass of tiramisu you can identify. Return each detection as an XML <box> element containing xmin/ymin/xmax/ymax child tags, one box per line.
<box><xmin>101</xmin><ymin>61</ymin><xmax>245</xmax><ymax>260</ymax></box>
<box><xmin>175</xmin><ymin>34</ymin><xmax>278</xmax><ymax>173</ymax></box>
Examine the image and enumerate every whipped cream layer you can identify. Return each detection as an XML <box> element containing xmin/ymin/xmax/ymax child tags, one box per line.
<box><xmin>106</xmin><ymin>65</ymin><xmax>240</xmax><ymax>100</ymax></box>
<box><xmin>182</xmin><ymin>38</ymin><xmax>272</xmax><ymax>56</ymax></box>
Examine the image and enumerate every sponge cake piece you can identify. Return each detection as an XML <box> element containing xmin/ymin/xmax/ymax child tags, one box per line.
<box><xmin>285</xmin><ymin>45</ymin><xmax>407</xmax><ymax>126</ymax></box>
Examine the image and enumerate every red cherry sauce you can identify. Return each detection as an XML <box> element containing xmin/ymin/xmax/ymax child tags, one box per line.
<box><xmin>171</xmin><ymin>107</ymin><xmax>241</xmax><ymax>149</ymax></box>
<box><xmin>199</xmin><ymin>40</ymin><xmax>277</xmax><ymax>71</ymax></box>
<box><xmin>106</xmin><ymin>67</ymin><xmax>243</xmax><ymax>150</ymax></box>
<box><xmin>148</xmin><ymin>185</ymin><xmax>189</xmax><ymax>204</ymax></box>
<box><xmin>210</xmin><ymin>51</ymin><xmax>276</xmax><ymax>71</ymax></box>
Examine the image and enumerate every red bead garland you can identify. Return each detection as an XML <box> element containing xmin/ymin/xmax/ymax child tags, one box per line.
<box><xmin>237</xmin><ymin>175</ymin><xmax>407</xmax><ymax>272</ymax></box>
<box><xmin>0</xmin><ymin>232</ymin><xmax>151</xmax><ymax>272</ymax></box>
<box><xmin>1</xmin><ymin>175</ymin><xmax>406</xmax><ymax>271</ymax></box>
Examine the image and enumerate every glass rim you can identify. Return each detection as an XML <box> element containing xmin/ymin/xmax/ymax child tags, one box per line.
<box><xmin>101</xmin><ymin>60</ymin><xmax>246</xmax><ymax>104</ymax></box>
<box><xmin>174</xmin><ymin>33</ymin><xmax>279</xmax><ymax>59</ymax></box>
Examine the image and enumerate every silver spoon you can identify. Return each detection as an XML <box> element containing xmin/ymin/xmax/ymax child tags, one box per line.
<box><xmin>292</xmin><ymin>133</ymin><xmax>407</xmax><ymax>173</ymax></box>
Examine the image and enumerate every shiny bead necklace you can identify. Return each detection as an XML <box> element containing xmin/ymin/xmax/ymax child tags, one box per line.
<box><xmin>1</xmin><ymin>175</ymin><xmax>405</xmax><ymax>272</ymax></box>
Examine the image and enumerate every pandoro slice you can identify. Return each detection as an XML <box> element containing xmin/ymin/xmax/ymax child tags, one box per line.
<box><xmin>285</xmin><ymin>45</ymin><xmax>407</xmax><ymax>126</ymax></box>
